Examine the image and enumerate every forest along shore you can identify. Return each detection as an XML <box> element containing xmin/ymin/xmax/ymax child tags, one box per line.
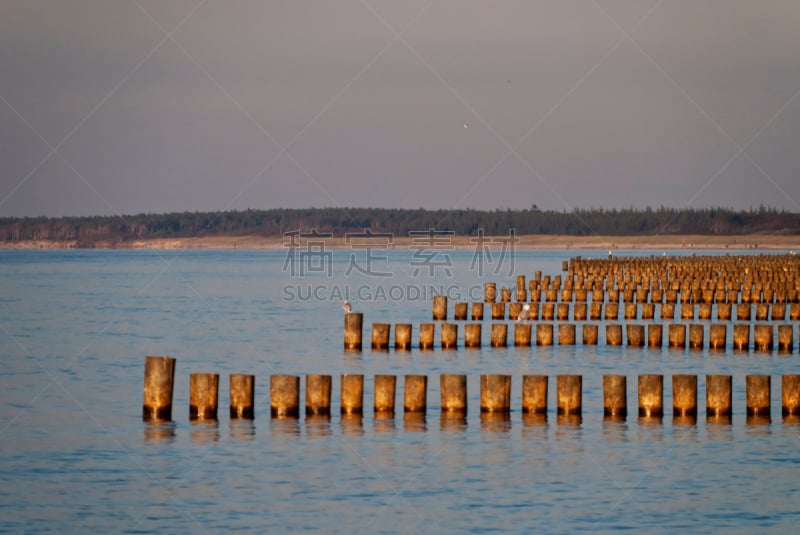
<box><xmin>2</xmin><ymin>234</ymin><xmax>799</xmax><ymax>250</ymax></box>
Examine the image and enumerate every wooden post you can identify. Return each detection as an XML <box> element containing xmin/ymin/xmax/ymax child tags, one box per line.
<box><xmin>782</xmin><ymin>374</ymin><xmax>800</xmax><ymax>417</ymax></box>
<box><xmin>441</xmin><ymin>322</ymin><xmax>458</xmax><ymax>349</ymax></box>
<box><xmin>709</xmin><ymin>324</ymin><xmax>727</xmax><ymax>350</ymax></box>
<box><xmin>480</xmin><ymin>374</ymin><xmax>511</xmax><ymax>413</ymax></box>
<box><xmin>626</xmin><ymin>324</ymin><xmax>645</xmax><ymax>347</ymax></box>
<box><xmin>419</xmin><ymin>323</ymin><xmax>435</xmax><ymax>349</ymax></box>
<box><xmin>647</xmin><ymin>324</ymin><xmax>662</xmax><ymax>348</ymax></box>
<box><xmin>143</xmin><ymin>355</ymin><xmax>176</xmax><ymax>422</ymax></box>
<box><xmin>305</xmin><ymin>374</ymin><xmax>332</xmax><ymax>416</ymax></box>
<box><xmin>536</xmin><ymin>323</ymin><xmax>554</xmax><ymax>346</ymax></box>
<box><xmin>491</xmin><ymin>323</ymin><xmax>508</xmax><ymax>347</ymax></box>
<box><xmin>344</xmin><ymin>313</ymin><xmax>363</xmax><ymax>350</ymax></box>
<box><xmin>706</xmin><ymin>375</ymin><xmax>732</xmax><ymax>418</ymax></box>
<box><xmin>638</xmin><ymin>374</ymin><xmax>663</xmax><ymax>418</ymax></box>
<box><xmin>558</xmin><ymin>323</ymin><xmax>576</xmax><ymax>345</ymax></box>
<box><xmin>341</xmin><ymin>374</ymin><xmax>364</xmax><ymax>415</ymax></box>
<box><xmin>514</xmin><ymin>323</ymin><xmax>532</xmax><ymax>347</ymax></box>
<box><xmin>373</xmin><ymin>374</ymin><xmax>396</xmax><ymax>415</ymax></box>
<box><xmin>432</xmin><ymin>295</ymin><xmax>447</xmax><ymax>320</ymax></box>
<box><xmin>688</xmin><ymin>323</ymin><xmax>704</xmax><ymax>350</ymax></box>
<box><xmin>454</xmin><ymin>302</ymin><xmax>468</xmax><ymax>320</ymax></box>
<box><xmin>270</xmin><ymin>374</ymin><xmax>299</xmax><ymax>418</ymax></box>
<box><xmin>603</xmin><ymin>375</ymin><xmax>627</xmax><ymax>419</ymax></box>
<box><xmin>229</xmin><ymin>373</ymin><xmax>255</xmax><ymax>419</ymax></box>
<box><xmin>190</xmin><ymin>373</ymin><xmax>219</xmax><ymax>421</ymax></box>
<box><xmin>754</xmin><ymin>324</ymin><xmax>774</xmax><ymax>351</ymax></box>
<box><xmin>606</xmin><ymin>323</ymin><xmax>623</xmax><ymax>346</ymax></box>
<box><xmin>778</xmin><ymin>324</ymin><xmax>794</xmax><ymax>352</ymax></box>
<box><xmin>440</xmin><ymin>374</ymin><xmax>467</xmax><ymax>414</ymax></box>
<box><xmin>672</xmin><ymin>374</ymin><xmax>697</xmax><ymax>418</ymax></box>
<box><xmin>556</xmin><ymin>375</ymin><xmax>582</xmax><ymax>415</ymax></box>
<box><xmin>746</xmin><ymin>375</ymin><xmax>770</xmax><ymax>417</ymax></box>
<box><xmin>465</xmin><ymin>323</ymin><xmax>482</xmax><ymax>348</ymax></box>
<box><xmin>395</xmin><ymin>323</ymin><xmax>412</xmax><ymax>350</ymax></box>
<box><xmin>582</xmin><ymin>324</ymin><xmax>598</xmax><ymax>345</ymax></box>
<box><xmin>371</xmin><ymin>323</ymin><xmax>390</xmax><ymax>350</ymax></box>
<box><xmin>404</xmin><ymin>375</ymin><xmax>427</xmax><ymax>413</ymax></box>
<box><xmin>733</xmin><ymin>323</ymin><xmax>750</xmax><ymax>350</ymax></box>
<box><xmin>491</xmin><ymin>302</ymin><xmax>506</xmax><ymax>320</ymax></box>
<box><xmin>471</xmin><ymin>302</ymin><xmax>484</xmax><ymax>320</ymax></box>
<box><xmin>668</xmin><ymin>324</ymin><xmax>686</xmax><ymax>348</ymax></box>
<box><xmin>522</xmin><ymin>375</ymin><xmax>548</xmax><ymax>414</ymax></box>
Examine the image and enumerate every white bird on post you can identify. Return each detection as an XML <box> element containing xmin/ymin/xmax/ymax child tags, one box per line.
<box><xmin>517</xmin><ymin>303</ymin><xmax>531</xmax><ymax>322</ymax></box>
<box><xmin>342</xmin><ymin>300</ymin><xmax>352</xmax><ymax>313</ymax></box>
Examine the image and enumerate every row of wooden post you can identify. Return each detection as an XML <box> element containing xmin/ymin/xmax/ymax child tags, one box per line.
<box><xmin>144</xmin><ymin>357</ymin><xmax>800</xmax><ymax>422</ymax></box>
<box><xmin>433</xmin><ymin>298</ymin><xmax>800</xmax><ymax>322</ymax></box>
<box><xmin>350</xmin><ymin>315</ymin><xmax>797</xmax><ymax>352</ymax></box>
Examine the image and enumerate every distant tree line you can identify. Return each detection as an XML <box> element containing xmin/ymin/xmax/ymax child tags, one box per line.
<box><xmin>1</xmin><ymin>206</ymin><xmax>797</xmax><ymax>244</ymax></box>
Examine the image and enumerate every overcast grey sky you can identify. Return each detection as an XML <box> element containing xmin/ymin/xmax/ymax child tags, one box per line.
<box><xmin>1</xmin><ymin>0</ymin><xmax>799</xmax><ymax>217</ymax></box>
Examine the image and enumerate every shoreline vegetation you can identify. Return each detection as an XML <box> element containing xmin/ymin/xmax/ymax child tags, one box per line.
<box><xmin>1</xmin><ymin>207</ymin><xmax>798</xmax><ymax>250</ymax></box>
<box><xmin>2</xmin><ymin>234</ymin><xmax>799</xmax><ymax>251</ymax></box>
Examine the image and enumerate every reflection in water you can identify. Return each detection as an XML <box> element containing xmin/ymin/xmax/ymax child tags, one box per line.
<box><xmin>305</xmin><ymin>415</ymin><xmax>332</xmax><ymax>437</ymax></box>
<box><xmin>270</xmin><ymin>417</ymin><xmax>301</xmax><ymax>437</ymax></box>
<box><xmin>403</xmin><ymin>412</ymin><xmax>427</xmax><ymax>433</ymax></box>
<box><xmin>480</xmin><ymin>412</ymin><xmax>511</xmax><ymax>434</ymax></box>
<box><xmin>440</xmin><ymin>412</ymin><xmax>467</xmax><ymax>432</ymax></box>
<box><xmin>636</xmin><ymin>417</ymin><xmax>664</xmax><ymax>442</ymax></box>
<box><xmin>745</xmin><ymin>415</ymin><xmax>772</xmax><ymax>435</ymax></box>
<box><xmin>340</xmin><ymin>414</ymin><xmax>363</xmax><ymax>436</ymax></box>
<box><xmin>673</xmin><ymin>415</ymin><xmax>698</xmax><ymax>427</ymax></box>
<box><xmin>706</xmin><ymin>417</ymin><xmax>734</xmax><ymax>442</ymax></box>
<box><xmin>782</xmin><ymin>414</ymin><xmax>800</xmax><ymax>425</ymax></box>
<box><xmin>144</xmin><ymin>421</ymin><xmax>176</xmax><ymax>443</ymax></box>
<box><xmin>601</xmin><ymin>419</ymin><xmax>628</xmax><ymax>443</ymax></box>
<box><xmin>522</xmin><ymin>413</ymin><xmax>547</xmax><ymax>427</ymax></box>
<box><xmin>373</xmin><ymin>412</ymin><xmax>396</xmax><ymax>433</ymax></box>
<box><xmin>190</xmin><ymin>420</ymin><xmax>220</xmax><ymax>444</ymax></box>
<box><xmin>229</xmin><ymin>420</ymin><xmax>256</xmax><ymax>441</ymax></box>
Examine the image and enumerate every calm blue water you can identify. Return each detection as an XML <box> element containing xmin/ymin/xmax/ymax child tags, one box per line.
<box><xmin>1</xmin><ymin>248</ymin><xmax>799</xmax><ymax>534</ymax></box>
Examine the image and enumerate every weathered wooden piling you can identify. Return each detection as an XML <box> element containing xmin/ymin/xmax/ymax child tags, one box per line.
<box><xmin>672</xmin><ymin>374</ymin><xmax>697</xmax><ymax>417</ymax></box>
<box><xmin>606</xmin><ymin>324</ymin><xmax>623</xmax><ymax>346</ymax></box>
<box><xmin>340</xmin><ymin>374</ymin><xmax>364</xmax><ymax>415</ymax></box>
<box><xmin>541</xmin><ymin>303</ymin><xmax>555</xmax><ymax>320</ymax></box>
<box><xmin>190</xmin><ymin>373</ymin><xmax>219</xmax><ymax>421</ymax></box>
<box><xmin>709</xmin><ymin>324</ymin><xmax>727</xmax><ymax>350</ymax></box>
<box><xmin>344</xmin><ymin>313</ymin><xmax>363</xmax><ymax>350</ymax></box>
<box><xmin>755</xmin><ymin>303</ymin><xmax>769</xmax><ymax>321</ymax></box>
<box><xmin>590</xmin><ymin>302</ymin><xmax>602</xmax><ymax>320</ymax></box>
<box><xmin>491</xmin><ymin>302</ymin><xmax>506</xmax><ymax>320</ymax></box>
<box><xmin>574</xmin><ymin>302</ymin><xmax>587</xmax><ymax>321</ymax></box>
<box><xmin>603</xmin><ymin>375</ymin><xmax>627</xmax><ymax>418</ymax></box>
<box><xmin>626</xmin><ymin>324</ymin><xmax>645</xmax><ymax>347</ymax></box>
<box><xmin>143</xmin><ymin>355</ymin><xmax>176</xmax><ymax>422</ymax></box>
<box><xmin>557</xmin><ymin>375</ymin><xmax>582</xmax><ymax>415</ymax></box>
<box><xmin>698</xmin><ymin>303</ymin><xmax>712</xmax><ymax>320</ymax></box>
<box><xmin>778</xmin><ymin>324</ymin><xmax>794</xmax><ymax>352</ymax></box>
<box><xmin>717</xmin><ymin>302</ymin><xmax>732</xmax><ymax>320</ymax></box>
<box><xmin>681</xmin><ymin>304</ymin><xmax>694</xmax><ymax>320</ymax></box>
<box><xmin>754</xmin><ymin>324</ymin><xmax>773</xmax><ymax>351</ymax></box>
<box><xmin>305</xmin><ymin>374</ymin><xmax>332</xmax><ymax>416</ymax></box>
<box><xmin>441</xmin><ymin>322</ymin><xmax>458</xmax><ymax>349</ymax></box>
<box><xmin>373</xmin><ymin>374</ymin><xmax>396</xmax><ymax>414</ymax></box>
<box><xmin>230</xmin><ymin>374</ymin><xmax>255</xmax><ymax>419</ymax></box>
<box><xmin>454</xmin><ymin>302</ymin><xmax>468</xmax><ymax>320</ymax></box>
<box><xmin>661</xmin><ymin>303</ymin><xmax>675</xmax><ymax>320</ymax></box>
<box><xmin>465</xmin><ymin>323</ymin><xmax>482</xmax><ymax>348</ymax></box>
<box><xmin>736</xmin><ymin>304</ymin><xmax>751</xmax><ymax>321</ymax></box>
<box><xmin>746</xmin><ymin>375</ymin><xmax>770</xmax><ymax>417</ymax></box>
<box><xmin>440</xmin><ymin>374</ymin><xmax>468</xmax><ymax>414</ymax></box>
<box><xmin>668</xmin><ymin>324</ymin><xmax>686</xmax><ymax>348</ymax></box>
<box><xmin>433</xmin><ymin>295</ymin><xmax>447</xmax><ymax>320</ymax></box>
<box><xmin>605</xmin><ymin>303</ymin><xmax>619</xmax><ymax>320</ymax></box>
<box><xmin>557</xmin><ymin>303</ymin><xmax>570</xmax><ymax>320</ymax></box>
<box><xmin>404</xmin><ymin>375</ymin><xmax>427</xmax><ymax>413</ymax></box>
<box><xmin>501</xmin><ymin>287</ymin><xmax>512</xmax><ymax>302</ymax></box>
<box><xmin>706</xmin><ymin>375</ymin><xmax>732</xmax><ymax>418</ymax></box>
<box><xmin>270</xmin><ymin>374</ymin><xmax>299</xmax><ymax>418</ymax></box>
<box><xmin>536</xmin><ymin>323</ymin><xmax>554</xmax><ymax>346</ymax></box>
<box><xmin>558</xmin><ymin>323</ymin><xmax>576</xmax><ymax>345</ymax></box>
<box><xmin>471</xmin><ymin>302</ymin><xmax>484</xmax><ymax>320</ymax></box>
<box><xmin>516</xmin><ymin>275</ymin><xmax>527</xmax><ymax>302</ymax></box>
<box><xmin>480</xmin><ymin>374</ymin><xmax>511</xmax><ymax>413</ymax></box>
<box><xmin>371</xmin><ymin>323</ymin><xmax>390</xmax><ymax>350</ymax></box>
<box><xmin>395</xmin><ymin>323</ymin><xmax>412</xmax><ymax>350</ymax></box>
<box><xmin>509</xmin><ymin>302</ymin><xmax>523</xmax><ymax>321</ymax></box>
<box><xmin>491</xmin><ymin>323</ymin><xmax>508</xmax><ymax>347</ymax></box>
<box><xmin>733</xmin><ymin>323</ymin><xmax>750</xmax><ymax>350</ymax></box>
<box><xmin>624</xmin><ymin>303</ymin><xmax>637</xmax><ymax>320</ymax></box>
<box><xmin>485</xmin><ymin>282</ymin><xmax>497</xmax><ymax>303</ymax></box>
<box><xmin>419</xmin><ymin>323</ymin><xmax>435</xmax><ymax>350</ymax></box>
<box><xmin>641</xmin><ymin>303</ymin><xmax>655</xmax><ymax>320</ymax></box>
<box><xmin>790</xmin><ymin>303</ymin><xmax>800</xmax><ymax>320</ymax></box>
<box><xmin>647</xmin><ymin>324</ymin><xmax>662</xmax><ymax>348</ymax></box>
<box><xmin>583</xmin><ymin>324</ymin><xmax>598</xmax><ymax>345</ymax></box>
<box><xmin>782</xmin><ymin>374</ymin><xmax>800</xmax><ymax>416</ymax></box>
<box><xmin>772</xmin><ymin>303</ymin><xmax>786</xmax><ymax>321</ymax></box>
<box><xmin>514</xmin><ymin>323</ymin><xmax>532</xmax><ymax>346</ymax></box>
<box><xmin>522</xmin><ymin>375</ymin><xmax>548</xmax><ymax>414</ymax></box>
<box><xmin>688</xmin><ymin>324</ymin><xmax>704</xmax><ymax>350</ymax></box>
<box><xmin>638</xmin><ymin>374</ymin><xmax>663</xmax><ymax>418</ymax></box>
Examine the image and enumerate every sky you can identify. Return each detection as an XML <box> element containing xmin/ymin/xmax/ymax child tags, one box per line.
<box><xmin>1</xmin><ymin>0</ymin><xmax>799</xmax><ymax>217</ymax></box>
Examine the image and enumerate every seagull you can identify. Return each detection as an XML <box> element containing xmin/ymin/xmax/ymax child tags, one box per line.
<box><xmin>517</xmin><ymin>303</ymin><xmax>531</xmax><ymax>322</ymax></box>
<box><xmin>342</xmin><ymin>300</ymin><xmax>352</xmax><ymax>313</ymax></box>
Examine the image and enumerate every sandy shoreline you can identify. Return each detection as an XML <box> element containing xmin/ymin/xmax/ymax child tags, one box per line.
<box><xmin>2</xmin><ymin>233</ymin><xmax>799</xmax><ymax>251</ymax></box>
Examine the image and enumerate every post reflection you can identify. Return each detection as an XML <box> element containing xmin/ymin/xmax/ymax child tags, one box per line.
<box><xmin>190</xmin><ymin>420</ymin><xmax>220</xmax><ymax>444</ymax></box>
<box><xmin>340</xmin><ymin>414</ymin><xmax>364</xmax><ymax>436</ymax></box>
<box><xmin>601</xmin><ymin>419</ymin><xmax>628</xmax><ymax>443</ymax></box>
<box><xmin>373</xmin><ymin>412</ymin><xmax>396</xmax><ymax>433</ymax></box>
<box><xmin>144</xmin><ymin>421</ymin><xmax>176</xmax><ymax>443</ymax></box>
<box><xmin>305</xmin><ymin>414</ymin><xmax>332</xmax><ymax>438</ymax></box>
<box><xmin>440</xmin><ymin>412</ymin><xmax>467</xmax><ymax>432</ymax></box>
<box><xmin>269</xmin><ymin>417</ymin><xmax>301</xmax><ymax>437</ymax></box>
<box><xmin>480</xmin><ymin>411</ymin><xmax>511</xmax><ymax>434</ymax></box>
<box><xmin>403</xmin><ymin>412</ymin><xmax>427</xmax><ymax>432</ymax></box>
<box><xmin>229</xmin><ymin>419</ymin><xmax>256</xmax><ymax>441</ymax></box>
